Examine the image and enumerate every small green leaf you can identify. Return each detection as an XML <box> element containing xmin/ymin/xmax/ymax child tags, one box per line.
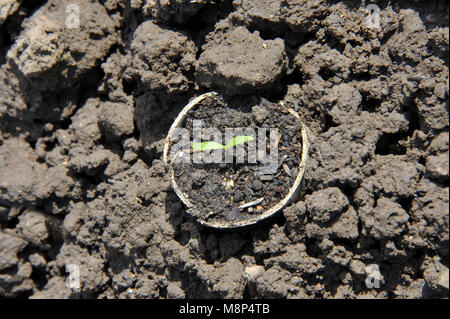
<box><xmin>191</xmin><ymin>141</ymin><xmax>226</xmax><ymax>151</ymax></box>
<box><xmin>224</xmin><ymin>135</ymin><xmax>254</xmax><ymax>148</ymax></box>
<box><xmin>190</xmin><ymin>136</ymin><xmax>254</xmax><ymax>152</ymax></box>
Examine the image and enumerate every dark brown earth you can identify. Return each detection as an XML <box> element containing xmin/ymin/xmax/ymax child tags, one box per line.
<box><xmin>0</xmin><ymin>0</ymin><xmax>448</xmax><ymax>298</ymax></box>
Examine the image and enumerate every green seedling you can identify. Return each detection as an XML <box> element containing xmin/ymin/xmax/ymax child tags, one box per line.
<box><xmin>191</xmin><ymin>136</ymin><xmax>254</xmax><ymax>151</ymax></box>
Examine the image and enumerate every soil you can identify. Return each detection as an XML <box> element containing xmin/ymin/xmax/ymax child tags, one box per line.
<box><xmin>170</xmin><ymin>94</ymin><xmax>303</xmax><ymax>225</ymax></box>
<box><xmin>0</xmin><ymin>0</ymin><xmax>449</xmax><ymax>299</ymax></box>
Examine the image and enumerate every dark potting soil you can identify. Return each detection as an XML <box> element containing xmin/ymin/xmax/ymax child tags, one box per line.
<box><xmin>169</xmin><ymin>94</ymin><xmax>304</xmax><ymax>225</ymax></box>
